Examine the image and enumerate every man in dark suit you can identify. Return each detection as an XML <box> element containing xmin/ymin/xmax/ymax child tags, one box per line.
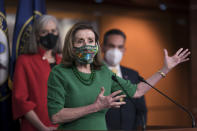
<box><xmin>102</xmin><ymin>29</ymin><xmax>147</xmax><ymax>130</ymax></box>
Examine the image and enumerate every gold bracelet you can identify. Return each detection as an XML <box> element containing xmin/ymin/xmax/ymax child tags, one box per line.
<box><xmin>158</xmin><ymin>71</ymin><xmax>166</xmax><ymax>78</ymax></box>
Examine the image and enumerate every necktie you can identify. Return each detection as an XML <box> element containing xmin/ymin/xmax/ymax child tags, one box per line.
<box><xmin>111</xmin><ymin>68</ymin><xmax>118</xmax><ymax>75</ymax></box>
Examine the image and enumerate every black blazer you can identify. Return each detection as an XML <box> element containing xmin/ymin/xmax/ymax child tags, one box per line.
<box><xmin>106</xmin><ymin>65</ymin><xmax>147</xmax><ymax>130</ymax></box>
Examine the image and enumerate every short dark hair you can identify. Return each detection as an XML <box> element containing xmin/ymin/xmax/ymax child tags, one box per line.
<box><xmin>61</xmin><ymin>22</ymin><xmax>103</xmax><ymax>70</ymax></box>
<box><xmin>103</xmin><ymin>29</ymin><xmax>126</xmax><ymax>45</ymax></box>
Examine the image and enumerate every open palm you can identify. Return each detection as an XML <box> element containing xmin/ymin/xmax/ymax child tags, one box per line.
<box><xmin>164</xmin><ymin>48</ymin><xmax>190</xmax><ymax>70</ymax></box>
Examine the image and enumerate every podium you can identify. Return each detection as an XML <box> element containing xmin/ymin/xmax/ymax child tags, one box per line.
<box><xmin>55</xmin><ymin>128</ymin><xmax>197</xmax><ymax>131</ymax></box>
<box><xmin>146</xmin><ymin>126</ymin><xmax>197</xmax><ymax>131</ymax></box>
<box><xmin>55</xmin><ymin>126</ymin><xmax>197</xmax><ymax>131</ymax></box>
<box><xmin>147</xmin><ymin>128</ymin><xmax>197</xmax><ymax>131</ymax></box>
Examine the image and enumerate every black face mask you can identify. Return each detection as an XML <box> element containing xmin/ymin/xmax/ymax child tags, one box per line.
<box><xmin>39</xmin><ymin>33</ymin><xmax>58</xmax><ymax>49</ymax></box>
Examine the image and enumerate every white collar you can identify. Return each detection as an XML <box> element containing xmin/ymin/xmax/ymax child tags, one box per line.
<box><xmin>104</xmin><ymin>61</ymin><xmax>122</xmax><ymax>78</ymax></box>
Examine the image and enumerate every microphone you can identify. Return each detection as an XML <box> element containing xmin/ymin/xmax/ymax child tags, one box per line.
<box><xmin>111</xmin><ymin>75</ymin><xmax>146</xmax><ymax>130</ymax></box>
<box><xmin>138</xmin><ymin>75</ymin><xmax>196</xmax><ymax>128</ymax></box>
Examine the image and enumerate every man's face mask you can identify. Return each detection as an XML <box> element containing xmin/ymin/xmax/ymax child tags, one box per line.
<box><xmin>74</xmin><ymin>44</ymin><xmax>98</xmax><ymax>64</ymax></box>
<box><xmin>39</xmin><ymin>33</ymin><xmax>58</xmax><ymax>49</ymax></box>
<box><xmin>105</xmin><ymin>48</ymin><xmax>123</xmax><ymax>66</ymax></box>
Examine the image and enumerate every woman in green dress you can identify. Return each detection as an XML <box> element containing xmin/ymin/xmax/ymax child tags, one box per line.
<box><xmin>47</xmin><ymin>23</ymin><xmax>190</xmax><ymax>130</ymax></box>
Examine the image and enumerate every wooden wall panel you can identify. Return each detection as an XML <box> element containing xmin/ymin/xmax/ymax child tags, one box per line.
<box><xmin>5</xmin><ymin>1</ymin><xmax>192</xmax><ymax>127</ymax></box>
<box><xmin>190</xmin><ymin>0</ymin><xmax>197</xmax><ymax>124</ymax></box>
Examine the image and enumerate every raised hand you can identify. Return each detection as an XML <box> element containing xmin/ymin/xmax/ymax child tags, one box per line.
<box><xmin>164</xmin><ymin>48</ymin><xmax>190</xmax><ymax>70</ymax></box>
<box><xmin>94</xmin><ymin>87</ymin><xmax>126</xmax><ymax>110</ymax></box>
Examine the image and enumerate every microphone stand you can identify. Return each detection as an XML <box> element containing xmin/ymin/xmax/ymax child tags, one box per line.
<box><xmin>112</xmin><ymin>75</ymin><xmax>146</xmax><ymax>131</ymax></box>
<box><xmin>138</xmin><ymin>76</ymin><xmax>196</xmax><ymax>128</ymax></box>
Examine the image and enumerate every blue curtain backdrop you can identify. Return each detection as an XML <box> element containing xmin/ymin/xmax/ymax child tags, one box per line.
<box><xmin>10</xmin><ymin>0</ymin><xmax>46</xmax><ymax>81</ymax></box>
<box><xmin>0</xmin><ymin>0</ymin><xmax>46</xmax><ymax>130</ymax></box>
<box><xmin>0</xmin><ymin>0</ymin><xmax>19</xmax><ymax>130</ymax></box>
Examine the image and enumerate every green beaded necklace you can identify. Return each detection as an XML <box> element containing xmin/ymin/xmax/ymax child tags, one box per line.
<box><xmin>72</xmin><ymin>66</ymin><xmax>96</xmax><ymax>85</ymax></box>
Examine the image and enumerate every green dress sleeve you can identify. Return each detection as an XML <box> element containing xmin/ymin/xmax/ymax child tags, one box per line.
<box><xmin>111</xmin><ymin>75</ymin><xmax>137</xmax><ymax>98</ymax></box>
<box><xmin>47</xmin><ymin>68</ymin><xmax>67</xmax><ymax>119</ymax></box>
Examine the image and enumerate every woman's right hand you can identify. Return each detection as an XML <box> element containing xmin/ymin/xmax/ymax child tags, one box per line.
<box><xmin>94</xmin><ymin>87</ymin><xmax>126</xmax><ymax>110</ymax></box>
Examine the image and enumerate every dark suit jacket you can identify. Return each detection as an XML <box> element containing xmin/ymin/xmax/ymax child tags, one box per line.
<box><xmin>106</xmin><ymin>65</ymin><xmax>147</xmax><ymax>130</ymax></box>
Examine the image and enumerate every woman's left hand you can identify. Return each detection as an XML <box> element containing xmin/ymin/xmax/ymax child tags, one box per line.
<box><xmin>164</xmin><ymin>48</ymin><xmax>190</xmax><ymax>70</ymax></box>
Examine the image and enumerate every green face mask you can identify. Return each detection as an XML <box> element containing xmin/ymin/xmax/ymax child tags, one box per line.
<box><xmin>74</xmin><ymin>44</ymin><xmax>98</xmax><ymax>64</ymax></box>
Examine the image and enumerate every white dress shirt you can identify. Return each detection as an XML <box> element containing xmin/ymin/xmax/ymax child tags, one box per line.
<box><xmin>105</xmin><ymin>62</ymin><xmax>123</xmax><ymax>78</ymax></box>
